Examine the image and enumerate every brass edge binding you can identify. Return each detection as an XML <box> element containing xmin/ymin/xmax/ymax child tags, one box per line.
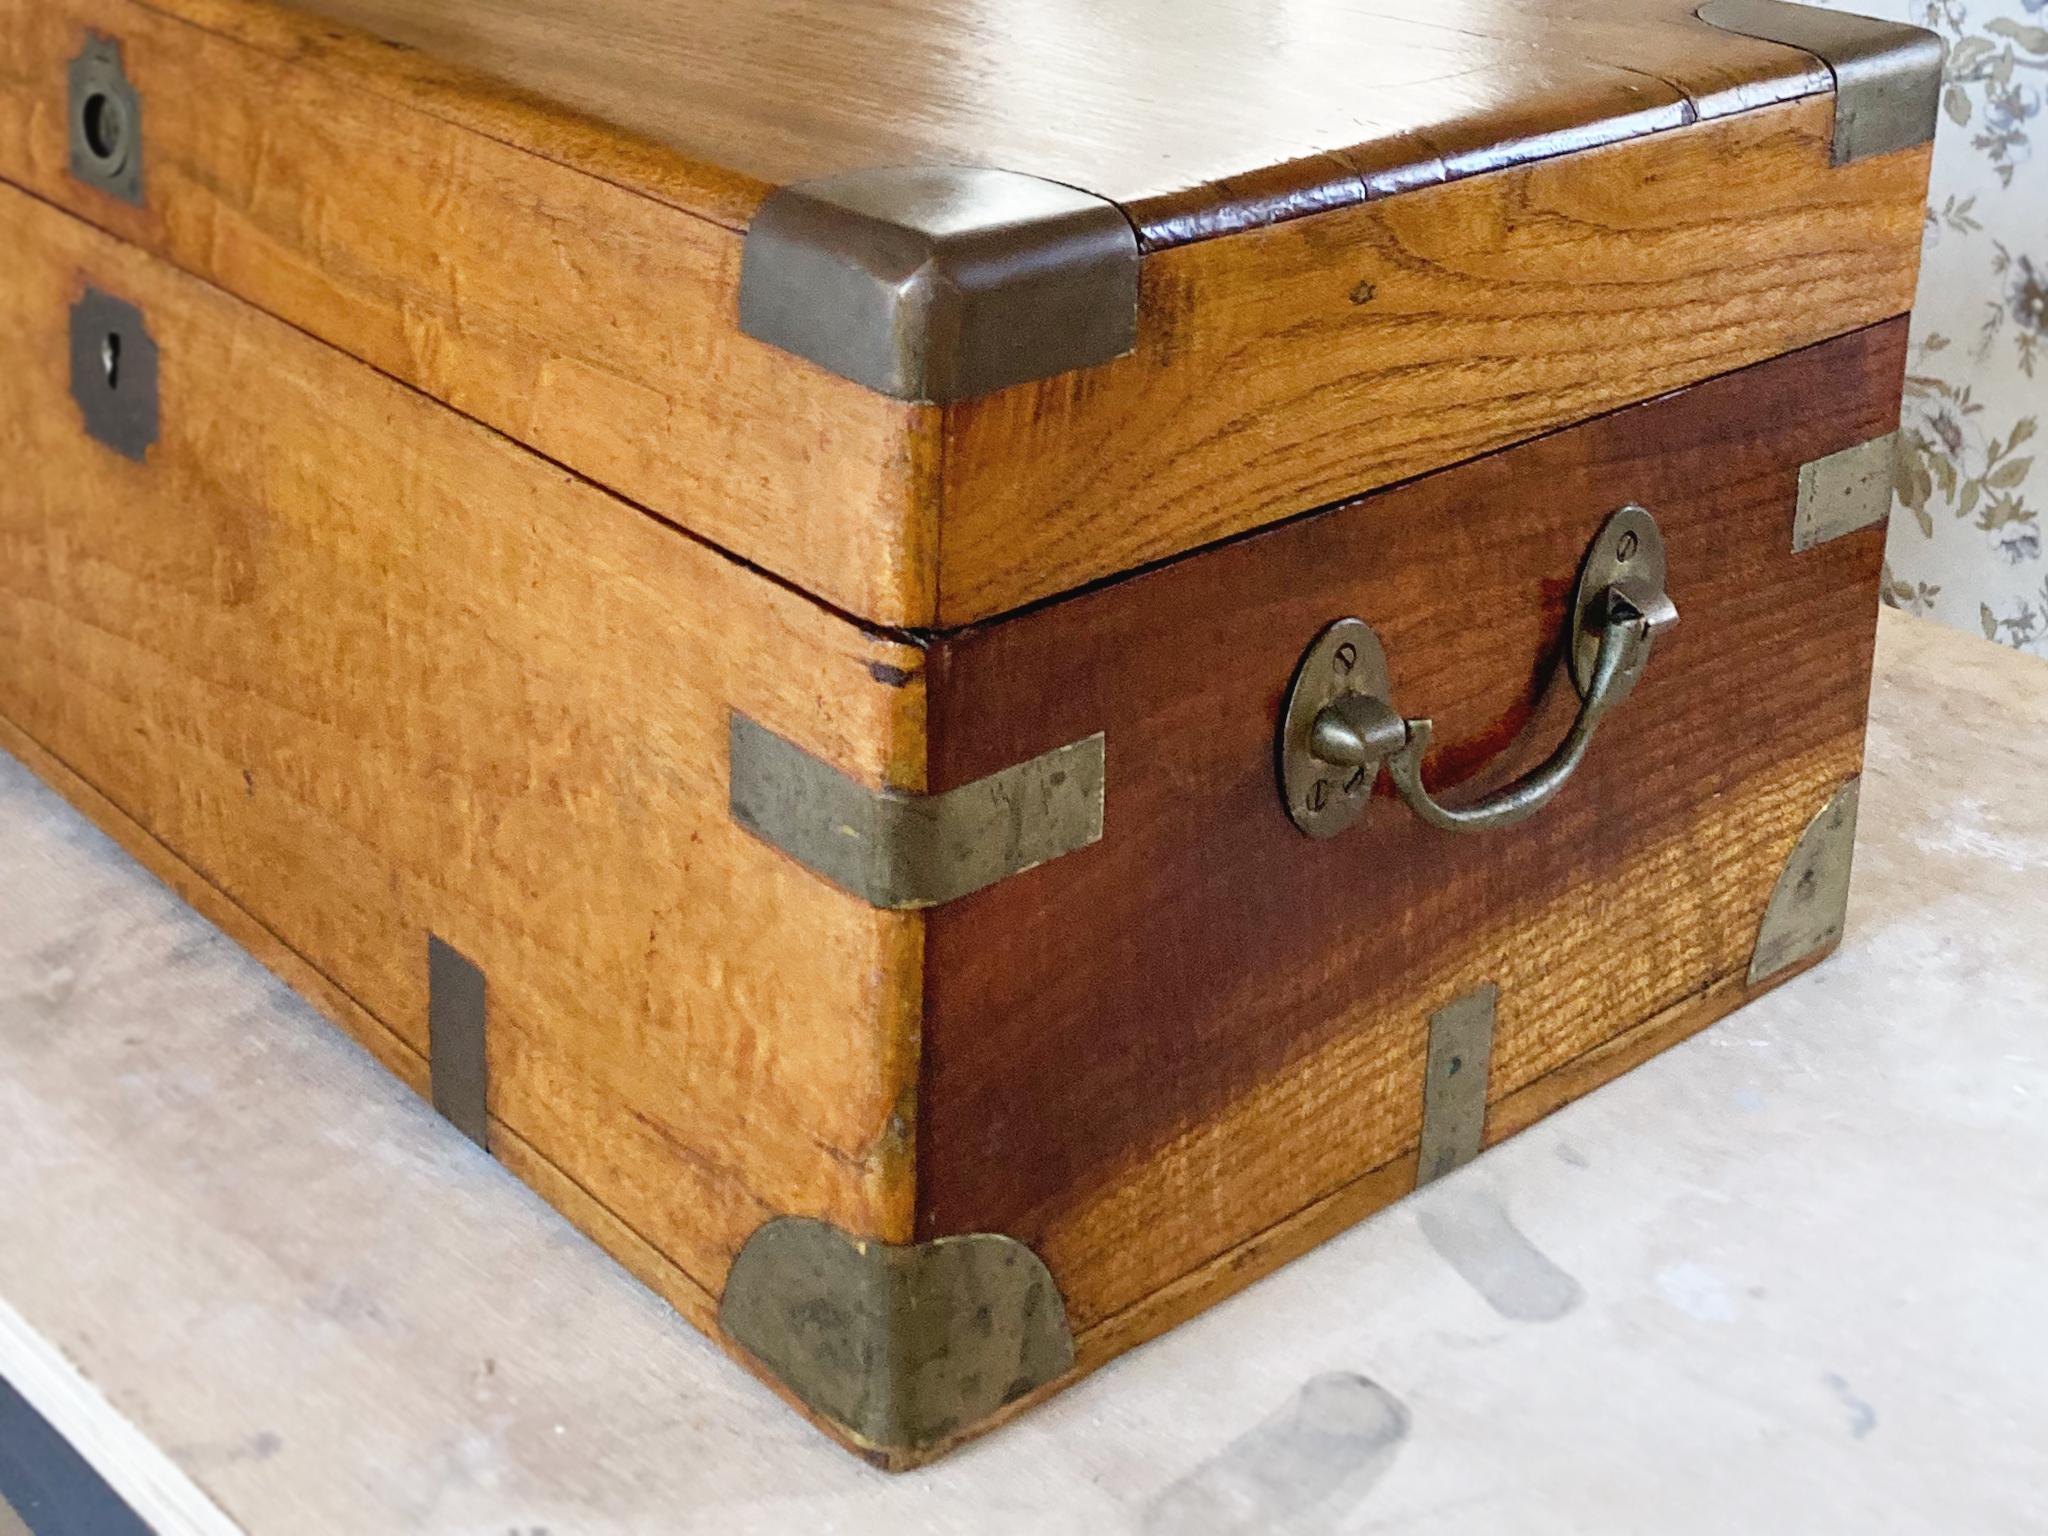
<box><xmin>728</xmin><ymin>712</ymin><xmax>1106</xmax><ymax>910</ymax></box>
<box><xmin>738</xmin><ymin>166</ymin><xmax>1141</xmax><ymax>402</ymax></box>
<box><xmin>719</xmin><ymin>1217</ymin><xmax>1075</xmax><ymax>1456</ymax></box>
<box><xmin>1794</xmin><ymin>432</ymin><xmax>1900</xmax><ymax>552</ymax></box>
<box><xmin>1417</xmin><ymin>983</ymin><xmax>1499</xmax><ymax>1185</ymax></box>
<box><xmin>427</xmin><ymin>935</ymin><xmax>490</xmax><ymax>1149</ymax></box>
<box><xmin>1695</xmin><ymin>0</ymin><xmax>1944</xmax><ymax>164</ymax></box>
<box><xmin>1750</xmin><ymin>777</ymin><xmax>1861</xmax><ymax>984</ymax></box>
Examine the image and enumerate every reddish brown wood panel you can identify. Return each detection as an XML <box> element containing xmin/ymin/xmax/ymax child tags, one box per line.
<box><xmin>918</xmin><ymin>320</ymin><xmax>1907</xmax><ymax>1325</ymax></box>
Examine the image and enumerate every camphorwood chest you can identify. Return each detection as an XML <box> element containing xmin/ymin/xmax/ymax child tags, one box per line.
<box><xmin>0</xmin><ymin>0</ymin><xmax>1936</xmax><ymax>1465</ymax></box>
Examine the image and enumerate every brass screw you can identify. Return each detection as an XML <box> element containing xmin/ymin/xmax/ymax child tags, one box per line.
<box><xmin>1334</xmin><ymin>642</ymin><xmax>1358</xmax><ymax>674</ymax></box>
<box><xmin>1617</xmin><ymin>529</ymin><xmax>1639</xmax><ymax>562</ymax></box>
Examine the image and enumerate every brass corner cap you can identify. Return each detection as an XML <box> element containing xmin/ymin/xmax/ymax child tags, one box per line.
<box><xmin>1696</xmin><ymin>0</ymin><xmax>1945</xmax><ymax>163</ymax></box>
<box><xmin>1751</xmin><ymin>776</ymin><xmax>1861</xmax><ymax>984</ymax></box>
<box><xmin>719</xmin><ymin>1216</ymin><xmax>1074</xmax><ymax>1457</ymax></box>
<box><xmin>738</xmin><ymin>165</ymin><xmax>1140</xmax><ymax>402</ymax></box>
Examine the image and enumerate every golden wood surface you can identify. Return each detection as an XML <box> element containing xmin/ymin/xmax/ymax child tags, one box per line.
<box><xmin>915</xmin><ymin>318</ymin><xmax>1903</xmax><ymax>1334</ymax></box>
<box><xmin>0</xmin><ymin>187</ymin><xmax>1904</xmax><ymax>1461</ymax></box>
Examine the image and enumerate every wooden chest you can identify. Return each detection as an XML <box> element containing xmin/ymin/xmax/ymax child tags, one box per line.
<box><xmin>0</xmin><ymin>0</ymin><xmax>1936</xmax><ymax>1465</ymax></box>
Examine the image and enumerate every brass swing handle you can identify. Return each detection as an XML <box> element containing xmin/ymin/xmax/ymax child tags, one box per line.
<box><xmin>1276</xmin><ymin>504</ymin><xmax>1677</xmax><ymax>840</ymax></box>
<box><xmin>1306</xmin><ymin>581</ymin><xmax>1677</xmax><ymax>834</ymax></box>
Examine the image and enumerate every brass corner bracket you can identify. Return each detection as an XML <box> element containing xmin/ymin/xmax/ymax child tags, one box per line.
<box><xmin>728</xmin><ymin>713</ymin><xmax>1105</xmax><ymax>910</ymax></box>
<box><xmin>719</xmin><ymin>1217</ymin><xmax>1075</xmax><ymax>1457</ymax></box>
<box><xmin>1695</xmin><ymin>0</ymin><xmax>1945</xmax><ymax>164</ymax></box>
<box><xmin>738</xmin><ymin>165</ymin><xmax>1141</xmax><ymax>402</ymax></box>
<box><xmin>1751</xmin><ymin>776</ymin><xmax>1861</xmax><ymax>984</ymax></box>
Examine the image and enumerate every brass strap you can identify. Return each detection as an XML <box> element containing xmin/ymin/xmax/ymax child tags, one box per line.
<box><xmin>427</xmin><ymin>935</ymin><xmax>489</xmax><ymax>1149</ymax></box>
<box><xmin>728</xmin><ymin>713</ymin><xmax>1105</xmax><ymax>910</ymax></box>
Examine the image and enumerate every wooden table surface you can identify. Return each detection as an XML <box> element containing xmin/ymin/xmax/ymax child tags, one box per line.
<box><xmin>0</xmin><ymin>608</ymin><xmax>2043</xmax><ymax>1535</ymax></box>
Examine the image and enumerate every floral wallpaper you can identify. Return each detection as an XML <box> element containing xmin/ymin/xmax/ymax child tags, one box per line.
<box><xmin>1814</xmin><ymin>0</ymin><xmax>2048</xmax><ymax>651</ymax></box>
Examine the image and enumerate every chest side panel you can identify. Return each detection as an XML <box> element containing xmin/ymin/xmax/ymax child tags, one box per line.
<box><xmin>919</xmin><ymin>318</ymin><xmax>1907</xmax><ymax>1331</ymax></box>
<box><xmin>0</xmin><ymin>186</ymin><xmax>926</xmax><ymax>1305</ymax></box>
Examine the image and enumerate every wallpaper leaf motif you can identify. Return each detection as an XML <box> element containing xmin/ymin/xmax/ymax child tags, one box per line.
<box><xmin>1825</xmin><ymin>0</ymin><xmax>2048</xmax><ymax>656</ymax></box>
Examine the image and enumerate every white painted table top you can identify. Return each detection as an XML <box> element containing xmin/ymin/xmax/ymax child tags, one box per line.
<box><xmin>2</xmin><ymin>609</ymin><xmax>2044</xmax><ymax>1535</ymax></box>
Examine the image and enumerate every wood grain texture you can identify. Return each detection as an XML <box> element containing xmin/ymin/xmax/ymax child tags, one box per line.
<box><xmin>0</xmin><ymin>185</ymin><xmax>928</xmax><ymax>1302</ymax></box>
<box><xmin>0</xmin><ymin>707</ymin><xmax>730</xmax><ymax>1347</ymax></box>
<box><xmin>1063</xmin><ymin>954</ymin><xmax>1824</xmax><ymax>1381</ymax></box>
<box><xmin>920</xmin><ymin>319</ymin><xmax>1907</xmax><ymax>1329</ymax></box>
<box><xmin>761</xmin><ymin>921</ymin><xmax>1842</xmax><ymax>1468</ymax></box>
<box><xmin>0</xmin><ymin>0</ymin><xmax>937</xmax><ymax>625</ymax></box>
<box><xmin>128</xmin><ymin>0</ymin><xmax>1829</xmax><ymax>246</ymax></box>
<box><xmin>934</xmin><ymin>97</ymin><xmax>1930</xmax><ymax>624</ymax></box>
<box><xmin>0</xmin><ymin>709</ymin><xmax>732</xmax><ymax>1354</ymax></box>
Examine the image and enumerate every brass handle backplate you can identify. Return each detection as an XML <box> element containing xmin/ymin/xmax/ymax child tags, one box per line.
<box><xmin>1276</xmin><ymin>504</ymin><xmax>1678</xmax><ymax>839</ymax></box>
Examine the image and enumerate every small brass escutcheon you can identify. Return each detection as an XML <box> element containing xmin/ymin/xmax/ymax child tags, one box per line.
<box><xmin>68</xmin><ymin>34</ymin><xmax>143</xmax><ymax>205</ymax></box>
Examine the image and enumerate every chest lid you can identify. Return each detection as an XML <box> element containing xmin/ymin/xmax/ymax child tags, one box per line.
<box><xmin>9</xmin><ymin>0</ymin><xmax>1938</xmax><ymax>625</ymax></box>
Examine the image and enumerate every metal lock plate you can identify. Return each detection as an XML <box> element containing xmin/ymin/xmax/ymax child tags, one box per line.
<box><xmin>69</xmin><ymin>289</ymin><xmax>159</xmax><ymax>463</ymax></box>
<box><xmin>68</xmin><ymin>34</ymin><xmax>143</xmax><ymax>205</ymax></box>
